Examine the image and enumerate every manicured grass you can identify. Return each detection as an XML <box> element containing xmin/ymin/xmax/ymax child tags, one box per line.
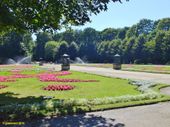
<box><xmin>74</xmin><ymin>64</ymin><xmax>170</xmax><ymax>74</ymax></box>
<box><xmin>122</xmin><ymin>64</ymin><xmax>170</xmax><ymax>74</ymax></box>
<box><xmin>0</xmin><ymin>71</ymin><xmax>11</xmax><ymax>76</ymax></box>
<box><xmin>0</xmin><ymin>70</ymin><xmax>140</xmax><ymax>105</ymax></box>
<box><xmin>0</xmin><ymin>65</ymin><xmax>170</xmax><ymax>121</ymax></box>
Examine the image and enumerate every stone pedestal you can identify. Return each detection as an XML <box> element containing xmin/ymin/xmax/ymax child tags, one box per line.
<box><xmin>39</xmin><ymin>58</ymin><xmax>43</xmax><ymax>66</ymax></box>
<box><xmin>61</xmin><ymin>54</ymin><xmax>70</xmax><ymax>71</ymax></box>
<box><xmin>113</xmin><ymin>54</ymin><xmax>121</xmax><ymax>70</ymax></box>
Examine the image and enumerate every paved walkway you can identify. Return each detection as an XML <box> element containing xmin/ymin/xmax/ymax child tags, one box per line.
<box><xmin>25</xmin><ymin>102</ymin><xmax>170</xmax><ymax>127</ymax></box>
<box><xmin>47</xmin><ymin>64</ymin><xmax>170</xmax><ymax>84</ymax></box>
<box><xmin>69</xmin><ymin>65</ymin><xmax>170</xmax><ymax>84</ymax></box>
<box><xmin>33</xmin><ymin>64</ymin><xmax>170</xmax><ymax>127</ymax></box>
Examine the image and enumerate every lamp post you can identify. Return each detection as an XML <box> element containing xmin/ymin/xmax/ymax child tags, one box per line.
<box><xmin>61</xmin><ymin>54</ymin><xmax>70</xmax><ymax>71</ymax></box>
<box><xmin>113</xmin><ymin>54</ymin><xmax>121</xmax><ymax>70</ymax></box>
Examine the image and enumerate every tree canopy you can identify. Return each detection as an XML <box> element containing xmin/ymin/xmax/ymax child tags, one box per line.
<box><xmin>1</xmin><ymin>18</ymin><xmax>170</xmax><ymax>65</ymax></box>
<box><xmin>0</xmin><ymin>0</ymin><xmax>128</xmax><ymax>33</ymax></box>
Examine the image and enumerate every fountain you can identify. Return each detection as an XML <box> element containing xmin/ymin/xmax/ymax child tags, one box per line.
<box><xmin>5</xmin><ymin>58</ymin><xmax>16</xmax><ymax>64</ymax></box>
<box><xmin>5</xmin><ymin>56</ymin><xmax>32</xmax><ymax>64</ymax></box>
<box><xmin>74</xmin><ymin>57</ymin><xmax>85</xmax><ymax>64</ymax></box>
<box><xmin>17</xmin><ymin>56</ymin><xmax>31</xmax><ymax>64</ymax></box>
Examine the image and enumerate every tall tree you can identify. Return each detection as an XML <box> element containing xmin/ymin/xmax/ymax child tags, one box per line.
<box><xmin>0</xmin><ymin>32</ymin><xmax>25</xmax><ymax>58</ymax></box>
<box><xmin>157</xmin><ymin>18</ymin><xmax>170</xmax><ymax>31</ymax></box>
<box><xmin>68</xmin><ymin>42</ymin><xmax>79</xmax><ymax>60</ymax></box>
<box><xmin>133</xmin><ymin>34</ymin><xmax>146</xmax><ymax>63</ymax></box>
<box><xmin>33</xmin><ymin>32</ymin><xmax>52</xmax><ymax>60</ymax></box>
<box><xmin>45</xmin><ymin>41</ymin><xmax>59</xmax><ymax>62</ymax></box>
<box><xmin>0</xmin><ymin>0</ymin><xmax>128</xmax><ymax>33</ymax></box>
<box><xmin>56</xmin><ymin>41</ymin><xmax>69</xmax><ymax>60</ymax></box>
<box><xmin>100</xmin><ymin>28</ymin><xmax>118</xmax><ymax>41</ymax></box>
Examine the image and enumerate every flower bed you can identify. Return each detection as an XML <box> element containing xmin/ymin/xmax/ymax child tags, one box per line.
<box><xmin>43</xmin><ymin>84</ymin><xmax>75</xmax><ymax>91</ymax></box>
<box><xmin>38</xmin><ymin>73</ymin><xmax>99</xmax><ymax>82</ymax></box>
<box><xmin>0</xmin><ymin>85</ymin><xmax>8</xmax><ymax>89</ymax></box>
<box><xmin>11</xmin><ymin>74</ymin><xmax>34</xmax><ymax>79</ymax></box>
<box><xmin>55</xmin><ymin>71</ymin><xmax>72</xmax><ymax>76</ymax></box>
<box><xmin>0</xmin><ymin>76</ymin><xmax>8</xmax><ymax>82</ymax></box>
<box><xmin>11</xmin><ymin>69</ymin><xmax>22</xmax><ymax>74</ymax></box>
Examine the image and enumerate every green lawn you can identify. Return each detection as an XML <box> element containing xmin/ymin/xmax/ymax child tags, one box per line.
<box><xmin>0</xmin><ymin>71</ymin><xmax>140</xmax><ymax>105</ymax></box>
<box><xmin>0</xmin><ymin>65</ymin><xmax>170</xmax><ymax>120</ymax></box>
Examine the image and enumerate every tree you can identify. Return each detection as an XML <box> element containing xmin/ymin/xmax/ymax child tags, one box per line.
<box><xmin>56</xmin><ymin>41</ymin><xmax>69</xmax><ymax>60</ymax></box>
<box><xmin>68</xmin><ymin>42</ymin><xmax>79</xmax><ymax>60</ymax></box>
<box><xmin>154</xmin><ymin>30</ymin><xmax>170</xmax><ymax>64</ymax></box>
<box><xmin>100</xmin><ymin>28</ymin><xmax>118</xmax><ymax>41</ymax></box>
<box><xmin>116</xmin><ymin>27</ymin><xmax>129</xmax><ymax>40</ymax></box>
<box><xmin>0</xmin><ymin>32</ymin><xmax>26</xmax><ymax>58</ymax></box>
<box><xmin>157</xmin><ymin>18</ymin><xmax>170</xmax><ymax>31</ymax></box>
<box><xmin>136</xmin><ymin>19</ymin><xmax>155</xmax><ymax>35</ymax></box>
<box><xmin>123</xmin><ymin>37</ymin><xmax>136</xmax><ymax>63</ymax></box>
<box><xmin>97</xmin><ymin>41</ymin><xmax>110</xmax><ymax>62</ymax></box>
<box><xmin>97</xmin><ymin>39</ymin><xmax>121</xmax><ymax>63</ymax></box>
<box><xmin>143</xmin><ymin>40</ymin><xmax>155</xmax><ymax>63</ymax></box>
<box><xmin>79</xmin><ymin>28</ymin><xmax>99</xmax><ymax>62</ymax></box>
<box><xmin>126</xmin><ymin>19</ymin><xmax>156</xmax><ymax>38</ymax></box>
<box><xmin>45</xmin><ymin>41</ymin><xmax>59</xmax><ymax>62</ymax></box>
<box><xmin>33</xmin><ymin>32</ymin><xmax>52</xmax><ymax>60</ymax></box>
<box><xmin>60</xmin><ymin>30</ymin><xmax>75</xmax><ymax>44</ymax></box>
<box><xmin>21</xmin><ymin>33</ymin><xmax>35</xmax><ymax>56</ymax></box>
<box><xmin>0</xmin><ymin>0</ymin><xmax>128</xmax><ymax>33</ymax></box>
<box><xmin>126</xmin><ymin>24</ymin><xmax>138</xmax><ymax>38</ymax></box>
<box><xmin>133</xmin><ymin>34</ymin><xmax>146</xmax><ymax>63</ymax></box>
<box><xmin>153</xmin><ymin>31</ymin><xmax>166</xmax><ymax>64</ymax></box>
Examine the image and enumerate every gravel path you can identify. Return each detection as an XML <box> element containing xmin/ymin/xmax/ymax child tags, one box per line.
<box><xmin>46</xmin><ymin>64</ymin><xmax>170</xmax><ymax>84</ymax></box>
<box><xmin>69</xmin><ymin>65</ymin><xmax>170</xmax><ymax>84</ymax></box>
<box><xmin>160</xmin><ymin>87</ymin><xmax>170</xmax><ymax>95</ymax></box>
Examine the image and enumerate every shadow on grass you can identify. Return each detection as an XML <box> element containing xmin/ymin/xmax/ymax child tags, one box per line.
<box><xmin>0</xmin><ymin>92</ymin><xmax>125</xmax><ymax>127</ymax></box>
<box><xmin>0</xmin><ymin>92</ymin><xmax>88</xmax><ymax>122</ymax></box>
<box><xmin>25</xmin><ymin>114</ymin><xmax>125</xmax><ymax>127</ymax></box>
<box><xmin>0</xmin><ymin>92</ymin><xmax>44</xmax><ymax>106</ymax></box>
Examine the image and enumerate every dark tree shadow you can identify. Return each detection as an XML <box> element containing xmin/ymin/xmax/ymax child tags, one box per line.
<box><xmin>0</xmin><ymin>92</ymin><xmax>44</xmax><ymax>106</ymax></box>
<box><xmin>24</xmin><ymin>114</ymin><xmax>125</xmax><ymax>127</ymax></box>
<box><xmin>0</xmin><ymin>92</ymin><xmax>125</xmax><ymax>127</ymax></box>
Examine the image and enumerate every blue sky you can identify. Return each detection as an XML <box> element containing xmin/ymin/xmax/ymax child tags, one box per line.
<box><xmin>72</xmin><ymin>0</ymin><xmax>170</xmax><ymax>31</ymax></box>
<box><xmin>32</xmin><ymin>0</ymin><xmax>170</xmax><ymax>40</ymax></box>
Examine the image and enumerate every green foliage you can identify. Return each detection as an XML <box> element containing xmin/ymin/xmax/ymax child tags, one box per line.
<box><xmin>97</xmin><ymin>39</ymin><xmax>122</xmax><ymax>62</ymax></box>
<box><xmin>55</xmin><ymin>41</ymin><xmax>69</xmax><ymax>60</ymax></box>
<box><xmin>33</xmin><ymin>32</ymin><xmax>52</xmax><ymax>60</ymax></box>
<box><xmin>100</xmin><ymin>28</ymin><xmax>118</xmax><ymax>41</ymax></box>
<box><xmin>45</xmin><ymin>41</ymin><xmax>59</xmax><ymax>62</ymax></box>
<box><xmin>0</xmin><ymin>0</ymin><xmax>128</xmax><ymax>33</ymax></box>
<box><xmin>1</xmin><ymin>17</ymin><xmax>170</xmax><ymax>64</ymax></box>
<box><xmin>0</xmin><ymin>32</ymin><xmax>33</xmax><ymax>59</ymax></box>
<box><xmin>157</xmin><ymin>18</ymin><xmax>170</xmax><ymax>31</ymax></box>
<box><xmin>0</xmin><ymin>68</ymin><xmax>167</xmax><ymax>120</ymax></box>
<box><xmin>68</xmin><ymin>42</ymin><xmax>79</xmax><ymax>60</ymax></box>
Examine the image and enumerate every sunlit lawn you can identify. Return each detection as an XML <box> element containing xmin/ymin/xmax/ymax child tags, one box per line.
<box><xmin>0</xmin><ymin>70</ymin><xmax>140</xmax><ymax>105</ymax></box>
<box><xmin>0</xmin><ymin>65</ymin><xmax>170</xmax><ymax>120</ymax></box>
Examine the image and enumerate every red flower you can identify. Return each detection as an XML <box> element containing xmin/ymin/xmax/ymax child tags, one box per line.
<box><xmin>43</xmin><ymin>84</ymin><xmax>75</xmax><ymax>91</ymax></box>
<box><xmin>0</xmin><ymin>85</ymin><xmax>8</xmax><ymax>89</ymax></box>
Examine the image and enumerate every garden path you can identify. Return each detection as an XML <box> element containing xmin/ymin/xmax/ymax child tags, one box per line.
<box><xmin>26</xmin><ymin>102</ymin><xmax>170</xmax><ymax>127</ymax></box>
<box><xmin>69</xmin><ymin>65</ymin><xmax>170</xmax><ymax>84</ymax></box>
